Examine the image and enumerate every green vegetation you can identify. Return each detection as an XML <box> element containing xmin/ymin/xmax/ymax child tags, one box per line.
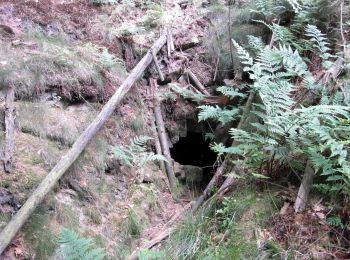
<box><xmin>114</xmin><ymin>135</ymin><xmax>167</xmax><ymax>167</ymax></box>
<box><xmin>57</xmin><ymin>228</ymin><xmax>106</xmax><ymax>260</ymax></box>
<box><xmin>0</xmin><ymin>27</ymin><xmax>124</xmax><ymax>100</ymax></box>
<box><xmin>84</xmin><ymin>206</ymin><xmax>103</xmax><ymax>225</ymax></box>
<box><xmin>23</xmin><ymin>208</ymin><xmax>56</xmax><ymax>260</ymax></box>
<box><xmin>166</xmin><ymin>185</ymin><xmax>279</xmax><ymax>259</ymax></box>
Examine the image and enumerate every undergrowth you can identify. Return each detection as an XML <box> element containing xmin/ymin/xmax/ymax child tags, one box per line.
<box><xmin>165</xmin><ymin>184</ymin><xmax>280</xmax><ymax>259</ymax></box>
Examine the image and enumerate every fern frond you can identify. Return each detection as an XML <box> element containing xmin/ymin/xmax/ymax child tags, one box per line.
<box><xmin>140</xmin><ymin>153</ymin><xmax>167</xmax><ymax>166</ymax></box>
<box><xmin>305</xmin><ymin>25</ymin><xmax>332</xmax><ymax>65</ymax></box>
<box><xmin>286</xmin><ymin>0</ymin><xmax>302</xmax><ymax>13</ymax></box>
<box><xmin>209</xmin><ymin>142</ymin><xmax>242</xmax><ymax>156</ymax></box>
<box><xmin>169</xmin><ymin>84</ymin><xmax>204</xmax><ymax>102</ymax></box>
<box><xmin>247</xmin><ymin>36</ymin><xmax>265</xmax><ymax>54</ymax></box>
<box><xmin>58</xmin><ymin>229</ymin><xmax>105</xmax><ymax>260</ymax></box>
<box><xmin>231</xmin><ymin>39</ymin><xmax>253</xmax><ymax>70</ymax></box>
<box><xmin>132</xmin><ymin>135</ymin><xmax>153</xmax><ymax>148</ymax></box>
<box><xmin>198</xmin><ymin>105</ymin><xmax>239</xmax><ymax>125</ymax></box>
<box><xmin>216</xmin><ymin>86</ymin><xmax>246</xmax><ymax>99</ymax></box>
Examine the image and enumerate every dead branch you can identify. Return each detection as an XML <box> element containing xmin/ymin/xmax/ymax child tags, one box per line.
<box><xmin>185</xmin><ymin>69</ymin><xmax>210</xmax><ymax>95</ymax></box>
<box><xmin>151</xmin><ymin>50</ymin><xmax>165</xmax><ymax>82</ymax></box>
<box><xmin>3</xmin><ymin>85</ymin><xmax>15</xmax><ymax>173</ymax></box>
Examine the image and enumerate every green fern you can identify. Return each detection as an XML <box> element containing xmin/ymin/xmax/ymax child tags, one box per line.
<box><xmin>210</xmin><ymin>142</ymin><xmax>242</xmax><ymax>156</ymax></box>
<box><xmin>305</xmin><ymin>25</ymin><xmax>332</xmax><ymax>68</ymax></box>
<box><xmin>198</xmin><ymin>105</ymin><xmax>239</xmax><ymax>125</ymax></box>
<box><xmin>247</xmin><ymin>36</ymin><xmax>265</xmax><ymax>54</ymax></box>
<box><xmin>57</xmin><ymin>229</ymin><xmax>105</xmax><ymax>260</ymax></box>
<box><xmin>251</xmin><ymin>0</ymin><xmax>286</xmax><ymax>20</ymax></box>
<box><xmin>216</xmin><ymin>86</ymin><xmax>246</xmax><ymax>99</ymax></box>
<box><xmin>201</xmin><ymin>31</ymin><xmax>350</xmax><ymax>195</ymax></box>
<box><xmin>114</xmin><ymin>135</ymin><xmax>167</xmax><ymax>168</ymax></box>
<box><xmin>326</xmin><ymin>216</ymin><xmax>345</xmax><ymax>228</ymax></box>
<box><xmin>232</xmin><ymin>39</ymin><xmax>254</xmax><ymax>71</ymax></box>
<box><xmin>169</xmin><ymin>84</ymin><xmax>205</xmax><ymax>103</ymax></box>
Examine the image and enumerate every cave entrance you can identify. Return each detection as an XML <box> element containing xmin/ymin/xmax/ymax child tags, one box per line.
<box><xmin>170</xmin><ymin>132</ymin><xmax>217</xmax><ymax>188</ymax></box>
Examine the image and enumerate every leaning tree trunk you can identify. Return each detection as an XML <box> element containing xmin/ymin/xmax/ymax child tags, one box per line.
<box><xmin>3</xmin><ymin>85</ymin><xmax>15</xmax><ymax>173</ymax></box>
<box><xmin>0</xmin><ymin>34</ymin><xmax>168</xmax><ymax>255</ymax></box>
<box><xmin>294</xmin><ymin>161</ymin><xmax>315</xmax><ymax>213</ymax></box>
<box><xmin>153</xmin><ymin>98</ymin><xmax>177</xmax><ymax>191</ymax></box>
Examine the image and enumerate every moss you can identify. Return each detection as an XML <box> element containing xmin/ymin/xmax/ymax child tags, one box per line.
<box><xmin>55</xmin><ymin>204</ymin><xmax>80</xmax><ymax>230</ymax></box>
<box><xmin>23</xmin><ymin>208</ymin><xmax>57</xmax><ymax>260</ymax></box>
<box><xmin>0</xmin><ymin>212</ymin><xmax>11</xmax><ymax>229</ymax></box>
<box><xmin>0</xmin><ymin>170</ymin><xmax>44</xmax><ymax>203</ymax></box>
<box><xmin>84</xmin><ymin>206</ymin><xmax>103</xmax><ymax>225</ymax></box>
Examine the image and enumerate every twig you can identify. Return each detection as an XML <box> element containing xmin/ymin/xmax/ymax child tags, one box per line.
<box><xmin>213</xmin><ymin>55</ymin><xmax>220</xmax><ymax>81</ymax></box>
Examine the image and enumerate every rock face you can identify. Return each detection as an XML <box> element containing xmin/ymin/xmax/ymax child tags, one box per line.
<box><xmin>174</xmin><ymin>161</ymin><xmax>203</xmax><ymax>186</ymax></box>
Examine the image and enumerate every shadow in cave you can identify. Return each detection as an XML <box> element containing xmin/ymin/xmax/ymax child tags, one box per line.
<box><xmin>170</xmin><ymin>132</ymin><xmax>217</xmax><ymax>188</ymax></box>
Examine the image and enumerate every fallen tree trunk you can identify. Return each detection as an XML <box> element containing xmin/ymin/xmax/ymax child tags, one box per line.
<box><xmin>0</xmin><ymin>34</ymin><xmax>167</xmax><ymax>255</ymax></box>
<box><xmin>185</xmin><ymin>69</ymin><xmax>211</xmax><ymax>96</ymax></box>
<box><xmin>153</xmin><ymin>96</ymin><xmax>177</xmax><ymax>191</ymax></box>
<box><xmin>3</xmin><ymin>85</ymin><xmax>15</xmax><ymax>173</ymax></box>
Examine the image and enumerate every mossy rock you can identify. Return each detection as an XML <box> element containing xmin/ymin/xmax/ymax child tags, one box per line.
<box><xmin>183</xmin><ymin>165</ymin><xmax>203</xmax><ymax>184</ymax></box>
<box><xmin>17</xmin><ymin>102</ymin><xmax>96</xmax><ymax>146</ymax></box>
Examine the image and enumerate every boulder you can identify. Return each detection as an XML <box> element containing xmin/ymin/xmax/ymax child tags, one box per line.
<box><xmin>174</xmin><ymin>161</ymin><xmax>186</xmax><ymax>181</ymax></box>
<box><xmin>183</xmin><ymin>165</ymin><xmax>203</xmax><ymax>185</ymax></box>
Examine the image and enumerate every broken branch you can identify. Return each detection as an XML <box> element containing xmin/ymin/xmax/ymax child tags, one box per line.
<box><xmin>185</xmin><ymin>69</ymin><xmax>210</xmax><ymax>96</ymax></box>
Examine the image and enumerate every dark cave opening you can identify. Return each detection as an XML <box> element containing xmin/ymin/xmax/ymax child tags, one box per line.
<box><xmin>170</xmin><ymin>132</ymin><xmax>218</xmax><ymax>187</ymax></box>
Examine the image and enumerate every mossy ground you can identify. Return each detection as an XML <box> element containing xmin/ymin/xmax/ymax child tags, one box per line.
<box><xmin>22</xmin><ymin>207</ymin><xmax>57</xmax><ymax>260</ymax></box>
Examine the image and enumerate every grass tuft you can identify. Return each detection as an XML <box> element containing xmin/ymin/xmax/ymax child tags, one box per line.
<box><xmin>0</xmin><ymin>27</ymin><xmax>124</xmax><ymax>100</ymax></box>
<box><xmin>165</xmin><ymin>184</ymin><xmax>280</xmax><ymax>259</ymax></box>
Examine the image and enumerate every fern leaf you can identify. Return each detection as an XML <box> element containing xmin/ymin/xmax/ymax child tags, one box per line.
<box><xmin>58</xmin><ymin>229</ymin><xmax>105</xmax><ymax>260</ymax></box>
<box><xmin>132</xmin><ymin>136</ymin><xmax>153</xmax><ymax>147</ymax></box>
<box><xmin>305</xmin><ymin>25</ymin><xmax>332</xmax><ymax>65</ymax></box>
<box><xmin>216</xmin><ymin>86</ymin><xmax>246</xmax><ymax>99</ymax></box>
<box><xmin>231</xmin><ymin>39</ymin><xmax>253</xmax><ymax>70</ymax></box>
<box><xmin>198</xmin><ymin>105</ymin><xmax>239</xmax><ymax>125</ymax></box>
<box><xmin>169</xmin><ymin>83</ymin><xmax>204</xmax><ymax>102</ymax></box>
